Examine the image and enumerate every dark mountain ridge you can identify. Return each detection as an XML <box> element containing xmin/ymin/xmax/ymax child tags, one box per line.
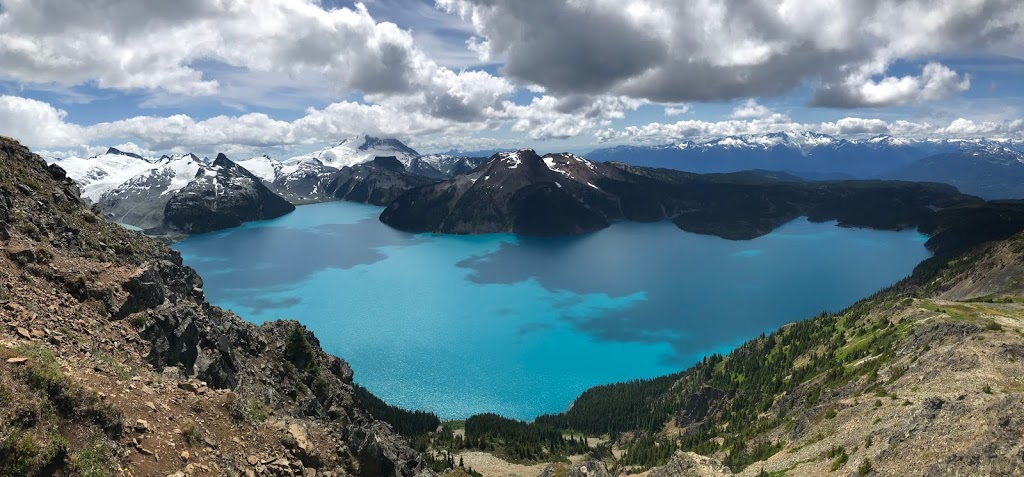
<box><xmin>379</xmin><ymin>149</ymin><xmax>983</xmax><ymax>242</ymax></box>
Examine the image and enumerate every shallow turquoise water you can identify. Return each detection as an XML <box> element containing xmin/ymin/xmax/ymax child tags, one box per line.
<box><xmin>173</xmin><ymin>201</ymin><xmax>931</xmax><ymax>420</ymax></box>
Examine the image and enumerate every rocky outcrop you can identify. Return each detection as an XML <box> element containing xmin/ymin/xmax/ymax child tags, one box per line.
<box><xmin>380</xmin><ymin>150</ymin><xmax>630</xmax><ymax>235</ymax></box>
<box><xmin>538</xmin><ymin>458</ymin><xmax>612</xmax><ymax>477</ymax></box>
<box><xmin>647</xmin><ymin>451</ymin><xmax>732</xmax><ymax>477</ymax></box>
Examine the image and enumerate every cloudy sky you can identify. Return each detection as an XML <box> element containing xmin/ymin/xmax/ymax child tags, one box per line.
<box><xmin>1</xmin><ymin>0</ymin><xmax>1023</xmax><ymax>158</ymax></box>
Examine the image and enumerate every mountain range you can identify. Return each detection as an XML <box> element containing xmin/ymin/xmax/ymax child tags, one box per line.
<box><xmin>588</xmin><ymin>132</ymin><xmax>1024</xmax><ymax>199</ymax></box>
<box><xmin>55</xmin><ymin>149</ymin><xmax>293</xmax><ymax>236</ymax></box>
<box><xmin>235</xmin><ymin>136</ymin><xmax>487</xmax><ymax>203</ymax></box>
<box><xmin>49</xmin><ymin>132</ymin><xmax>1024</xmax><ymax>239</ymax></box>
<box><xmin>380</xmin><ymin>148</ymin><xmax>980</xmax><ymax>241</ymax></box>
<box><xmin>49</xmin><ymin>135</ymin><xmax>487</xmax><ymax>235</ymax></box>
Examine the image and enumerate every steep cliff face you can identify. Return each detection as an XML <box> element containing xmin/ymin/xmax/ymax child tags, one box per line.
<box><xmin>0</xmin><ymin>136</ymin><xmax>432</xmax><ymax>476</ymax></box>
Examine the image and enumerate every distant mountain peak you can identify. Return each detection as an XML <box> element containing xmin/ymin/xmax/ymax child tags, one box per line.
<box><xmin>104</xmin><ymin>147</ymin><xmax>145</xmax><ymax>160</ymax></box>
<box><xmin>357</xmin><ymin>135</ymin><xmax>420</xmax><ymax>157</ymax></box>
<box><xmin>212</xmin><ymin>152</ymin><xmax>233</xmax><ymax>168</ymax></box>
<box><xmin>290</xmin><ymin>134</ymin><xmax>421</xmax><ymax>170</ymax></box>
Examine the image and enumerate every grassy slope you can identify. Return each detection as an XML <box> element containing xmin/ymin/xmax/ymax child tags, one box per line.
<box><xmin>533</xmin><ymin>232</ymin><xmax>1024</xmax><ymax>476</ymax></box>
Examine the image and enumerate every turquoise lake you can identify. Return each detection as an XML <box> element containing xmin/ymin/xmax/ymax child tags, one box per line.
<box><xmin>172</xmin><ymin>201</ymin><xmax>931</xmax><ymax>420</ymax></box>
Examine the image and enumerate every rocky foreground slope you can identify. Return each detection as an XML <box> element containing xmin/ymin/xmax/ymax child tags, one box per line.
<box><xmin>0</xmin><ymin>136</ymin><xmax>432</xmax><ymax>476</ymax></box>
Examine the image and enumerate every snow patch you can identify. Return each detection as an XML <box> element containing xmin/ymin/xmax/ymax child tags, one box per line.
<box><xmin>55</xmin><ymin>154</ymin><xmax>157</xmax><ymax>202</ymax></box>
<box><xmin>160</xmin><ymin>157</ymin><xmax>205</xmax><ymax>196</ymax></box>
<box><xmin>236</xmin><ymin>156</ymin><xmax>282</xmax><ymax>182</ymax></box>
<box><xmin>499</xmin><ymin>151</ymin><xmax>524</xmax><ymax>169</ymax></box>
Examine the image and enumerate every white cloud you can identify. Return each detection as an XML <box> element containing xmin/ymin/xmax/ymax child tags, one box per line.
<box><xmin>818</xmin><ymin>118</ymin><xmax>892</xmax><ymax>136</ymax></box>
<box><xmin>3</xmin><ymin>92</ymin><xmax>625</xmax><ymax>153</ymax></box>
<box><xmin>663</xmin><ymin>104</ymin><xmax>690</xmax><ymax>116</ymax></box>
<box><xmin>0</xmin><ymin>1</ymin><xmax>401</xmax><ymax>95</ymax></box>
<box><xmin>438</xmin><ymin>0</ymin><xmax>1023</xmax><ymax>106</ymax></box>
<box><xmin>501</xmin><ymin>95</ymin><xmax>645</xmax><ymax>140</ymax></box>
<box><xmin>731</xmin><ymin>99</ymin><xmax>773</xmax><ymax>119</ymax></box>
<box><xmin>941</xmin><ymin>117</ymin><xmax>1024</xmax><ymax>137</ymax></box>
<box><xmin>0</xmin><ymin>0</ymin><xmax>515</xmax><ymax>124</ymax></box>
<box><xmin>596</xmin><ymin>115</ymin><xmax>1024</xmax><ymax>144</ymax></box>
<box><xmin>6</xmin><ymin>91</ymin><xmax>1024</xmax><ymax>157</ymax></box>
<box><xmin>600</xmin><ymin>114</ymin><xmax>802</xmax><ymax>143</ymax></box>
<box><xmin>0</xmin><ymin>95</ymin><xmax>84</xmax><ymax>147</ymax></box>
<box><xmin>815</xmin><ymin>62</ymin><xmax>972</xmax><ymax>107</ymax></box>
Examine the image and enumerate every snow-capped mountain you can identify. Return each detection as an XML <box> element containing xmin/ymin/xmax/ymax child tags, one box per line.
<box><xmin>97</xmin><ymin>153</ymin><xmax>222</xmax><ymax>230</ymax></box>
<box><xmin>588</xmin><ymin>132</ymin><xmax>1024</xmax><ymax>198</ymax></box>
<box><xmin>380</xmin><ymin>149</ymin><xmax>634</xmax><ymax>235</ymax></box>
<box><xmin>234</xmin><ymin>154</ymin><xmax>282</xmax><ymax>183</ymax></box>
<box><xmin>56</xmin><ymin>151</ymin><xmax>293</xmax><ymax>234</ymax></box>
<box><xmin>160</xmin><ymin>153</ymin><xmax>294</xmax><ymax>234</ymax></box>
<box><xmin>289</xmin><ymin>134</ymin><xmax>420</xmax><ymax>169</ymax></box>
<box><xmin>589</xmin><ymin>132</ymin><xmax>928</xmax><ymax>178</ymax></box>
<box><xmin>236</xmin><ymin>135</ymin><xmax>486</xmax><ymax>202</ymax></box>
<box><xmin>51</xmin><ymin>148</ymin><xmax>160</xmax><ymax>202</ymax></box>
<box><xmin>236</xmin><ymin>155</ymin><xmax>340</xmax><ymax>203</ymax></box>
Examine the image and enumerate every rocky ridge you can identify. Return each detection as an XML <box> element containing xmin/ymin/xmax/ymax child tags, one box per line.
<box><xmin>0</xmin><ymin>136</ymin><xmax>432</xmax><ymax>476</ymax></box>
